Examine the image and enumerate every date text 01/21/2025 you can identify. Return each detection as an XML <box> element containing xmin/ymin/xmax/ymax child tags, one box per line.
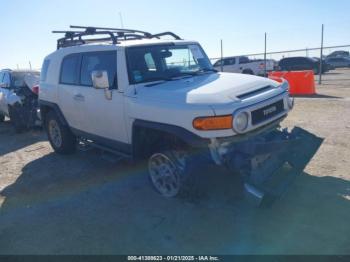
<box><xmin>127</xmin><ymin>255</ymin><xmax>220</xmax><ymax>261</ymax></box>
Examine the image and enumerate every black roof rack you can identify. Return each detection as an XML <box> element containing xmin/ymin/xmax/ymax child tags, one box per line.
<box><xmin>53</xmin><ymin>25</ymin><xmax>182</xmax><ymax>49</ymax></box>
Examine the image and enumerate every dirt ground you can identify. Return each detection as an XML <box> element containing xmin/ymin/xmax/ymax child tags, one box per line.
<box><xmin>0</xmin><ymin>69</ymin><xmax>349</xmax><ymax>255</ymax></box>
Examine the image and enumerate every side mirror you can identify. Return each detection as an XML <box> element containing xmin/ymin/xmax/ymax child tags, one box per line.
<box><xmin>91</xmin><ymin>70</ymin><xmax>109</xmax><ymax>89</ymax></box>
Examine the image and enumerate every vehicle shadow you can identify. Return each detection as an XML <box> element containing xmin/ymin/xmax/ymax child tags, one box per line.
<box><xmin>0</xmin><ymin>127</ymin><xmax>348</xmax><ymax>255</ymax></box>
<box><xmin>0</xmin><ymin>120</ymin><xmax>45</xmax><ymax>156</ymax></box>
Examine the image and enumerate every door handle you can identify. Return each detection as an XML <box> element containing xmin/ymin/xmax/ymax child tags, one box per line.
<box><xmin>73</xmin><ymin>94</ymin><xmax>85</xmax><ymax>102</ymax></box>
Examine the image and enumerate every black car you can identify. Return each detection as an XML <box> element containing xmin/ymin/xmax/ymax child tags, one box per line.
<box><xmin>278</xmin><ymin>57</ymin><xmax>326</xmax><ymax>74</ymax></box>
<box><xmin>325</xmin><ymin>57</ymin><xmax>350</xmax><ymax>69</ymax></box>
<box><xmin>312</xmin><ymin>57</ymin><xmax>334</xmax><ymax>71</ymax></box>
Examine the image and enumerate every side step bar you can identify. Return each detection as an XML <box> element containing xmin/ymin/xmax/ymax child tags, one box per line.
<box><xmin>78</xmin><ymin>138</ymin><xmax>132</xmax><ymax>159</ymax></box>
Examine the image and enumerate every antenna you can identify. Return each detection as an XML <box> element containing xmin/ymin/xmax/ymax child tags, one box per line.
<box><xmin>119</xmin><ymin>12</ymin><xmax>124</xmax><ymax>29</ymax></box>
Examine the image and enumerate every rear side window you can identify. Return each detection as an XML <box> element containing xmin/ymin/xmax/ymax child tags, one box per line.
<box><xmin>41</xmin><ymin>60</ymin><xmax>50</xmax><ymax>82</ymax></box>
<box><xmin>239</xmin><ymin>57</ymin><xmax>249</xmax><ymax>64</ymax></box>
<box><xmin>80</xmin><ymin>51</ymin><xmax>117</xmax><ymax>88</ymax></box>
<box><xmin>281</xmin><ymin>58</ymin><xmax>298</xmax><ymax>66</ymax></box>
<box><xmin>60</xmin><ymin>54</ymin><xmax>80</xmax><ymax>85</ymax></box>
<box><xmin>224</xmin><ymin>58</ymin><xmax>235</xmax><ymax>65</ymax></box>
<box><xmin>279</xmin><ymin>59</ymin><xmax>288</xmax><ymax>66</ymax></box>
<box><xmin>213</xmin><ymin>60</ymin><xmax>222</xmax><ymax>67</ymax></box>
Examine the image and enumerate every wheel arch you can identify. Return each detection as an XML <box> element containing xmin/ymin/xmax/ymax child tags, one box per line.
<box><xmin>132</xmin><ymin>119</ymin><xmax>209</xmax><ymax>160</ymax></box>
<box><xmin>39</xmin><ymin>100</ymin><xmax>69</xmax><ymax>127</ymax></box>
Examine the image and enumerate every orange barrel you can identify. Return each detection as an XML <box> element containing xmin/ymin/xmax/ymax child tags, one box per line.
<box><xmin>268</xmin><ymin>70</ymin><xmax>316</xmax><ymax>95</ymax></box>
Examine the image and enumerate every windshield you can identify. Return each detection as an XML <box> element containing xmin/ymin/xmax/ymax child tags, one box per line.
<box><xmin>127</xmin><ymin>44</ymin><xmax>214</xmax><ymax>84</ymax></box>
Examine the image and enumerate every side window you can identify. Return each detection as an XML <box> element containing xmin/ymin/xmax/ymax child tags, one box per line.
<box><xmin>214</xmin><ymin>60</ymin><xmax>222</xmax><ymax>67</ymax></box>
<box><xmin>80</xmin><ymin>51</ymin><xmax>117</xmax><ymax>89</ymax></box>
<box><xmin>239</xmin><ymin>57</ymin><xmax>249</xmax><ymax>64</ymax></box>
<box><xmin>60</xmin><ymin>54</ymin><xmax>80</xmax><ymax>85</ymax></box>
<box><xmin>41</xmin><ymin>60</ymin><xmax>50</xmax><ymax>82</ymax></box>
<box><xmin>290</xmin><ymin>58</ymin><xmax>300</xmax><ymax>66</ymax></box>
<box><xmin>224</xmin><ymin>58</ymin><xmax>235</xmax><ymax>66</ymax></box>
<box><xmin>144</xmin><ymin>53</ymin><xmax>156</xmax><ymax>70</ymax></box>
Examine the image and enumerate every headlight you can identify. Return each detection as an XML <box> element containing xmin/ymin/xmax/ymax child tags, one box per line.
<box><xmin>234</xmin><ymin>112</ymin><xmax>249</xmax><ymax>132</ymax></box>
<box><xmin>287</xmin><ymin>97</ymin><xmax>294</xmax><ymax>109</ymax></box>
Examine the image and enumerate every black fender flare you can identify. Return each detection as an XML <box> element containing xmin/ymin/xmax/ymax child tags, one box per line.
<box><xmin>132</xmin><ymin>119</ymin><xmax>210</xmax><ymax>148</ymax></box>
<box><xmin>39</xmin><ymin>100</ymin><xmax>69</xmax><ymax>126</ymax></box>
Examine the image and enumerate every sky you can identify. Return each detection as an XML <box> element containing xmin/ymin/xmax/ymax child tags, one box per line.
<box><xmin>0</xmin><ymin>0</ymin><xmax>350</xmax><ymax>69</ymax></box>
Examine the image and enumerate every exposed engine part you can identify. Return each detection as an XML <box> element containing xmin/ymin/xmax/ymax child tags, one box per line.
<box><xmin>8</xmin><ymin>84</ymin><xmax>41</xmax><ymax>132</ymax></box>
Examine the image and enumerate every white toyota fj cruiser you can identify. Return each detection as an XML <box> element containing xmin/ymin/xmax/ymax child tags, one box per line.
<box><xmin>40</xmin><ymin>26</ymin><xmax>306</xmax><ymax>205</ymax></box>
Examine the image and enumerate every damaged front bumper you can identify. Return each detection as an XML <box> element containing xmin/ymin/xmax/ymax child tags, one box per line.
<box><xmin>207</xmin><ymin>126</ymin><xmax>323</xmax><ymax>206</ymax></box>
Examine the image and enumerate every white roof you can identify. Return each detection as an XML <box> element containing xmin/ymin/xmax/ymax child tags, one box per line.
<box><xmin>116</xmin><ymin>38</ymin><xmax>197</xmax><ymax>47</ymax></box>
<box><xmin>45</xmin><ymin>38</ymin><xmax>199</xmax><ymax>59</ymax></box>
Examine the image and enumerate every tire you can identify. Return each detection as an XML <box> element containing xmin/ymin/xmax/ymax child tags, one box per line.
<box><xmin>148</xmin><ymin>150</ymin><xmax>193</xmax><ymax>198</ymax></box>
<box><xmin>242</xmin><ymin>69</ymin><xmax>254</xmax><ymax>75</ymax></box>
<box><xmin>45</xmin><ymin>111</ymin><xmax>76</xmax><ymax>154</ymax></box>
<box><xmin>8</xmin><ymin>105</ymin><xmax>26</xmax><ymax>133</ymax></box>
<box><xmin>0</xmin><ymin>114</ymin><xmax>4</xmax><ymax>122</ymax></box>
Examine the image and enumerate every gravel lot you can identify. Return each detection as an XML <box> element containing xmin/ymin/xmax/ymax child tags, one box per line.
<box><xmin>0</xmin><ymin>69</ymin><xmax>349</xmax><ymax>255</ymax></box>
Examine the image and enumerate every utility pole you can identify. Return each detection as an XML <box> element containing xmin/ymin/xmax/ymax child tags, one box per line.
<box><xmin>319</xmin><ymin>24</ymin><xmax>324</xmax><ymax>85</ymax></box>
<box><xmin>220</xmin><ymin>39</ymin><xmax>223</xmax><ymax>72</ymax></box>
<box><xmin>264</xmin><ymin>32</ymin><xmax>267</xmax><ymax>77</ymax></box>
<box><xmin>29</xmin><ymin>61</ymin><xmax>32</xmax><ymax>70</ymax></box>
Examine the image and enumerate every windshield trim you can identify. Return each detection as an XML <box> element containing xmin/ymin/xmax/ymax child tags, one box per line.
<box><xmin>125</xmin><ymin>43</ymin><xmax>213</xmax><ymax>85</ymax></box>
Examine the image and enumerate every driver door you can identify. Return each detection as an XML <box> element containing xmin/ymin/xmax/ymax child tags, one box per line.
<box><xmin>74</xmin><ymin>50</ymin><xmax>129</xmax><ymax>148</ymax></box>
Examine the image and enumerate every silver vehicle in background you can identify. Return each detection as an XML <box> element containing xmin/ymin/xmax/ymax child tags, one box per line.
<box><xmin>0</xmin><ymin>69</ymin><xmax>41</xmax><ymax>132</ymax></box>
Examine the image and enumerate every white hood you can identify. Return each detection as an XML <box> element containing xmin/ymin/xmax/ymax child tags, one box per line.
<box><xmin>136</xmin><ymin>72</ymin><xmax>280</xmax><ymax>105</ymax></box>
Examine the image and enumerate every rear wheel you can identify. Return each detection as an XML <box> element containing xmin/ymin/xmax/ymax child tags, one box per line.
<box><xmin>46</xmin><ymin>111</ymin><xmax>76</xmax><ymax>154</ymax></box>
<box><xmin>242</xmin><ymin>69</ymin><xmax>254</xmax><ymax>75</ymax></box>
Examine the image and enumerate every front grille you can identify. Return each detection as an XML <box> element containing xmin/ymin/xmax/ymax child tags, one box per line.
<box><xmin>251</xmin><ymin>100</ymin><xmax>284</xmax><ymax>125</ymax></box>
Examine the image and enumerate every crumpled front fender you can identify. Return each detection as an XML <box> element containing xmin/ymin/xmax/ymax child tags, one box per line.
<box><xmin>224</xmin><ymin>127</ymin><xmax>323</xmax><ymax>207</ymax></box>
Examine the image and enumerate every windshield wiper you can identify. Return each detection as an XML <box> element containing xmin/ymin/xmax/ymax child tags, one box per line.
<box><xmin>144</xmin><ymin>74</ymin><xmax>193</xmax><ymax>87</ymax></box>
<box><xmin>194</xmin><ymin>68</ymin><xmax>218</xmax><ymax>74</ymax></box>
<box><xmin>143</xmin><ymin>69</ymin><xmax>217</xmax><ymax>87</ymax></box>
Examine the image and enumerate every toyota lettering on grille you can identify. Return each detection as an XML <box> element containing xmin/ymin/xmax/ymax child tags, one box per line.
<box><xmin>251</xmin><ymin>100</ymin><xmax>284</xmax><ymax>125</ymax></box>
<box><xmin>263</xmin><ymin>106</ymin><xmax>277</xmax><ymax>116</ymax></box>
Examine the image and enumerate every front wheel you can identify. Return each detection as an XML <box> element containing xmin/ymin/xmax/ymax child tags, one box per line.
<box><xmin>148</xmin><ymin>150</ymin><xmax>191</xmax><ymax>198</ymax></box>
<box><xmin>46</xmin><ymin>111</ymin><xmax>76</xmax><ymax>154</ymax></box>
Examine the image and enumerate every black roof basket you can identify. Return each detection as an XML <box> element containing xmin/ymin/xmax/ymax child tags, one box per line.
<box><xmin>53</xmin><ymin>25</ymin><xmax>182</xmax><ymax>49</ymax></box>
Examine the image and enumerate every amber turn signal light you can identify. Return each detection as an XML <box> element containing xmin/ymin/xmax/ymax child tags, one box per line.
<box><xmin>193</xmin><ymin>115</ymin><xmax>233</xmax><ymax>130</ymax></box>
